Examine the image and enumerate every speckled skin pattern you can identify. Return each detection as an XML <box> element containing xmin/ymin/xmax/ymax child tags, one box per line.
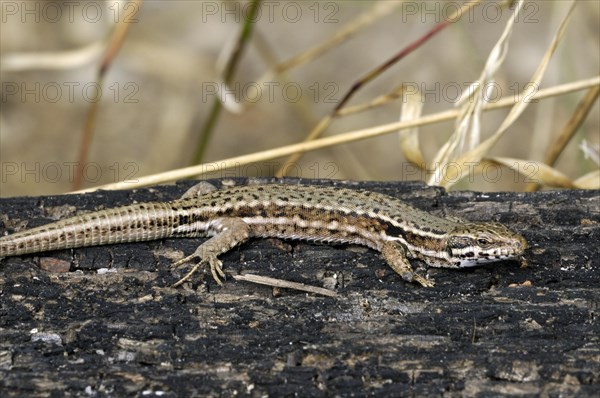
<box><xmin>0</xmin><ymin>183</ymin><xmax>527</xmax><ymax>287</ymax></box>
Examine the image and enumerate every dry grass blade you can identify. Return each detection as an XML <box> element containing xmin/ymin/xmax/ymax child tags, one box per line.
<box><xmin>257</xmin><ymin>1</ymin><xmax>401</xmax><ymax>164</ymax></box>
<box><xmin>526</xmin><ymin>84</ymin><xmax>600</xmax><ymax>192</ymax></box>
<box><xmin>274</xmin><ymin>116</ymin><xmax>334</xmax><ymax>178</ymax></box>
<box><xmin>398</xmin><ymin>86</ymin><xmax>425</xmax><ymax>168</ymax></box>
<box><xmin>486</xmin><ymin>157</ymin><xmax>575</xmax><ymax>189</ymax></box>
<box><xmin>429</xmin><ymin>0</ymin><xmax>523</xmax><ymax>186</ymax></box>
<box><xmin>232</xmin><ymin>274</ymin><xmax>338</xmax><ymax>297</ymax></box>
<box><xmin>191</xmin><ymin>0</ymin><xmax>262</xmax><ymax>165</ymax></box>
<box><xmin>443</xmin><ymin>0</ymin><xmax>577</xmax><ymax>189</ymax></box>
<box><xmin>72</xmin><ymin>76</ymin><xmax>599</xmax><ymax>193</ymax></box>
<box><xmin>335</xmin><ymin>84</ymin><xmax>406</xmax><ymax>116</ymax></box>
<box><xmin>277</xmin><ymin>0</ymin><xmax>482</xmax><ymax>177</ymax></box>
<box><xmin>274</xmin><ymin>84</ymin><xmax>408</xmax><ymax>177</ymax></box>
<box><xmin>72</xmin><ymin>0</ymin><xmax>143</xmax><ymax>191</ymax></box>
<box><xmin>544</xmin><ymin>85</ymin><xmax>600</xmax><ymax>166</ymax></box>
<box><xmin>251</xmin><ymin>31</ymin><xmax>320</xmax><ymax>126</ymax></box>
<box><xmin>1</xmin><ymin>41</ymin><xmax>105</xmax><ymax>71</ymax></box>
<box><xmin>333</xmin><ymin>0</ymin><xmax>482</xmax><ymax>114</ymax></box>
<box><xmin>573</xmin><ymin>171</ymin><xmax>600</xmax><ymax>189</ymax></box>
<box><xmin>260</xmin><ymin>1</ymin><xmax>400</xmax><ymax>82</ymax></box>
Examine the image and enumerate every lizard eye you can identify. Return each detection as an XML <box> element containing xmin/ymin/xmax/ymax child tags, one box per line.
<box><xmin>477</xmin><ymin>238</ymin><xmax>490</xmax><ymax>245</ymax></box>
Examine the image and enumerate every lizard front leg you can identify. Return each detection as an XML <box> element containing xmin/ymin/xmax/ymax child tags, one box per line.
<box><xmin>380</xmin><ymin>241</ymin><xmax>434</xmax><ymax>287</ymax></box>
<box><xmin>171</xmin><ymin>218</ymin><xmax>250</xmax><ymax>287</ymax></box>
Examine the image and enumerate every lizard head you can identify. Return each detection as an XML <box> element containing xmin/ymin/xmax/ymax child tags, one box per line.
<box><xmin>445</xmin><ymin>222</ymin><xmax>527</xmax><ymax>268</ymax></box>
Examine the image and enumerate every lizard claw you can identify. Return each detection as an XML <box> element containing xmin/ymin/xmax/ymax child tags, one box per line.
<box><xmin>413</xmin><ymin>274</ymin><xmax>435</xmax><ymax>288</ymax></box>
<box><xmin>171</xmin><ymin>253</ymin><xmax>197</xmax><ymax>269</ymax></box>
<box><xmin>401</xmin><ymin>271</ymin><xmax>434</xmax><ymax>287</ymax></box>
<box><xmin>171</xmin><ymin>261</ymin><xmax>204</xmax><ymax>287</ymax></box>
<box><xmin>171</xmin><ymin>255</ymin><xmax>226</xmax><ymax>288</ymax></box>
<box><xmin>209</xmin><ymin>257</ymin><xmax>225</xmax><ymax>284</ymax></box>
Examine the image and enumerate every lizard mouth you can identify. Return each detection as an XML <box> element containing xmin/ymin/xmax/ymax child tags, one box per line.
<box><xmin>453</xmin><ymin>243</ymin><xmax>527</xmax><ymax>267</ymax></box>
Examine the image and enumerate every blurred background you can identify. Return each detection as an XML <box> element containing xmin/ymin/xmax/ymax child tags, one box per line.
<box><xmin>0</xmin><ymin>0</ymin><xmax>598</xmax><ymax>197</ymax></box>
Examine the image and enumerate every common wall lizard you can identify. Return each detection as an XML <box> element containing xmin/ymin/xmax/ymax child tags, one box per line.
<box><xmin>0</xmin><ymin>182</ymin><xmax>527</xmax><ymax>287</ymax></box>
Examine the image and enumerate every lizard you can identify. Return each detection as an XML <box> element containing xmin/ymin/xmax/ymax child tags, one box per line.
<box><xmin>0</xmin><ymin>181</ymin><xmax>528</xmax><ymax>288</ymax></box>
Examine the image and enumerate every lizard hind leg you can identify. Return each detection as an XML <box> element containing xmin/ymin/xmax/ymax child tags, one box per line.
<box><xmin>170</xmin><ymin>218</ymin><xmax>251</xmax><ymax>287</ymax></box>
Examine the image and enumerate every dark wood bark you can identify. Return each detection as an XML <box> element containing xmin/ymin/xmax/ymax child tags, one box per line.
<box><xmin>1</xmin><ymin>179</ymin><xmax>598</xmax><ymax>397</ymax></box>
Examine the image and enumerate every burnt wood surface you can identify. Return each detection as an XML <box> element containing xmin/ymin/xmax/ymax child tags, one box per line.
<box><xmin>0</xmin><ymin>179</ymin><xmax>599</xmax><ymax>397</ymax></box>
